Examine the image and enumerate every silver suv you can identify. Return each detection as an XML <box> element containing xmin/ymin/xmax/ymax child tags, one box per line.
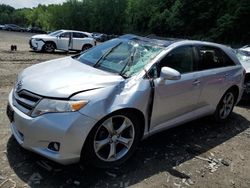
<box><xmin>7</xmin><ymin>35</ymin><xmax>245</xmax><ymax>167</ymax></box>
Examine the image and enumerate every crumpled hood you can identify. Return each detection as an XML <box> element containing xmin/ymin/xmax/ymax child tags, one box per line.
<box><xmin>18</xmin><ymin>57</ymin><xmax>124</xmax><ymax>98</ymax></box>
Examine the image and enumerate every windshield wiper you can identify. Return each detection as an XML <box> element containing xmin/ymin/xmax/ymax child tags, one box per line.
<box><xmin>94</xmin><ymin>42</ymin><xmax>122</xmax><ymax>68</ymax></box>
<box><xmin>120</xmin><ymin>47</ymin><xmax>137</xmax><ymax>78</ymax></box>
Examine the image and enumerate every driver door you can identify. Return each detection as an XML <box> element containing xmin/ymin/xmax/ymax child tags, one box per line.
<box><xmin>57</xmin><ymin>32</ymin><xmax>71</xmax><ymax>51</ymax></box>
<box><xmin>150</xmin><ymin>46</ymin><xmax>202</xmax><ymax>130</ymax></box>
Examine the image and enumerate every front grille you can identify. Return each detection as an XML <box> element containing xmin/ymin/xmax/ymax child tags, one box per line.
<box><xmin>13</xmin><ymin>90</ymin><xmax>42</xmax><ymax>116</ymax></box>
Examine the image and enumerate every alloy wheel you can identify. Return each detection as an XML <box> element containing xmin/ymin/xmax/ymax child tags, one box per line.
<box><xmin>93</xmin><ymin>115</ymin><xmax>135</xmax><ymax>162</ymax></box>
<box><xmin>44</xmin><ymin>43</ymin><xmax>55</xmax><ymax>52</ymax></box>
<box><xmin>219</xmin><ymin>92</ymin><xmax>235</xmax><ymax>119</ymax></box>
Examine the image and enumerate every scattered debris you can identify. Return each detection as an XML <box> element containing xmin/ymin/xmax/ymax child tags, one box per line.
<box><xmin>182</xmin><ymin>178</ymin><xmax>190</xmax><ymax>186</ymax></box>
<box><xmin>220</xmin><ymin>159</ymin><xmax>230</xmax><ymax>166</ymax></box>
<box><xmin>187</xmin><ymin>179</ymin><xmax>195</xmax><ymax>185</ymax></box>
<box><xmin>0</xmin><ymin>178</ymin><xmax>16</xmax><ymax>188</ymax></box>
<box><xmin>195</xmin><ymin>156</ymin><xmax>212</xmax><ymax>163</ymax></box>
<box><xmin>239</xmin><ymin>154</ymin><xmax>245</xmax><ymax>160</ymax></box>
<box><xmin>0</xmin><ymin>175</ymin><xmax>5</xmax><ymax>180</ymax></box>
<box><xmin>173</xmin><ymin>182</ymin><xmax>181</xmax><ymax>188</ymax></box>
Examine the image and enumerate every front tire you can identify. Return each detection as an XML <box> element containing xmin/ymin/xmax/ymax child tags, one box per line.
<box><xmin>213</xmin><ymin>90</ymin><xmax>236</xmax><ymax>122</ymax></box>
<box><xmin>43</xmin><ymin>42</ymin><xmax>56</xmax><ymax>53</ymax></box>
<box><xmin>82</xmin><ymin>112</ymin><xmax>142</xmax><ymax>168</ymax></box>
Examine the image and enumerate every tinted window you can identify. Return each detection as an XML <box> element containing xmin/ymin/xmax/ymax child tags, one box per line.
<box><xmin>73</xmin><ymin>32</ymin><xmax>88</xmax><ymax>38</ymax></box>
<box><xmin>222</xmin><ymin>51</ymin><xmax>235</xmax><ymax>66</ymax></box>
<box><xmin>159</xmin><ymin>46</ymin><xmax>195</xmax><ymax>74</ymax></box>
<box><xmin>197</xmin><ymin>46</ymin><xmax>234</xmax><ymax>70</ymax></box>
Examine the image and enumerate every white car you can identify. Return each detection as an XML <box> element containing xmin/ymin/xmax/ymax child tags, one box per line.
<box><xmin>240</xmin><ymin>45</ymin><xmax>250</xmax><ymax>53</ymax></box>
<box><xmin>29</xmin><ymin>30</ymin><xmax>96</xmax><ymax>52</ymax></box>
<box><xmin>235</xmin><ymin>49</ymin><xmax>250</xmax><ymax>99</ymax></box>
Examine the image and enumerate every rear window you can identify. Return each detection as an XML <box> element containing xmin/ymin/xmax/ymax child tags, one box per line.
<box><xmin>197</xmin><ymin>46</ymin><xmax>235</xmax><ymax>70</ymax></box>
<box><xmin>73</xmin><ymin>32</ymin><xmax>88</xmax><ymax>38</ymax></box>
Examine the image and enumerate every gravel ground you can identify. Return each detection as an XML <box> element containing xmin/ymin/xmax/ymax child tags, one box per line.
<box><xmin>0</xmin><ymin>30</ymin><xmax>250</xmax><ymax>188</ymax></box>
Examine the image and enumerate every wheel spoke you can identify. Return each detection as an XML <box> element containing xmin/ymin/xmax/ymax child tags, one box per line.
<box><xmin>117</xmin><ymin>136</ymin><xmax>133</xmax><ymax>148</ymax></box>
<box><xmin>116</xmin><ymin>118</ymin><xmax>130</xmax><ymax>135</ymax></box>
<box><xmin>227</xmin><ymin>94</ymin><xmax>233</xmax><ymax>104</ymax></box>
<box><xmin>103</xmin><ymin>118</ymin><xmax>114</xmax><ymax>135</ymax></box>
<box><xmin>107</xmin><ymin>142</ymin><xmax>116</xmax><ymax>160</ymax></box>
<box><xmin>95</xmin><ymin>138</ymin><xmax>110</xmax><ymax>152</ymax></box>
<box><xmin>223</xmin><ymin>97</ymin><xmax>227</xmax><ymax>104</ymax></box>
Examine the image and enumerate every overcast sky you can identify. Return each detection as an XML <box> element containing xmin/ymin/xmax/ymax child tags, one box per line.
<box><xmin>0</xmin><ymin>0</ymin><xmax>67</xmax><ymax>9</ymax></box>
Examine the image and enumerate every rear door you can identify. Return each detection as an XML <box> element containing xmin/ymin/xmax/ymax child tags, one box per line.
<box><xmin>151</xmin><ymin>46</ymin><xmax>202</xmax><ymax>129</ymax></box>
<box><xmin>72</xmin><ymin>32</ymin><xmax>89</xmax><ymax>50</ymax></box>
<box><xmin>57</xmin><ymin>32</ymin><xmax>71</xmax><ymax>51</ymax></box>
<box><xmin>195</xmin><ymin>45</ymin><xmax>237</xmax><ymax>108</ymax></box>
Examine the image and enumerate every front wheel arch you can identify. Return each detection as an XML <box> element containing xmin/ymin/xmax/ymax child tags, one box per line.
<box><xmin>80</xmin><ymin>108</ymin><xmax>145</xmax><ymax>168</ymax></box>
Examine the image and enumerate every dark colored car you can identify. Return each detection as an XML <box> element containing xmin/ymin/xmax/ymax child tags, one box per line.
<box><xmin>27</xmin><ymin>27</ymin><xmax>47</xmax><ymax>34</ymax></box>
<box><xmin>4</xmin><ymin>24</ymin><xmax>26</xmax><ymax>32</ymax></box>
<box><xmin>92</xmin><ymin>32</ymin><xmax>108</xmax><ymax>42</ymax></box>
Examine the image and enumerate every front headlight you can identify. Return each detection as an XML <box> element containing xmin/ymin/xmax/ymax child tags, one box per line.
<box><xmin>31</xmin><ymin>99</ymin><xmax>88</xmax><ymax>117</ymax></box>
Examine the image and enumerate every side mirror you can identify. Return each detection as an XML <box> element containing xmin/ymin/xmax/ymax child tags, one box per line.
<box><xmin>160</xmin><ymin>67</ymin><xmax>181</xmax><ymax>80</ymax></box>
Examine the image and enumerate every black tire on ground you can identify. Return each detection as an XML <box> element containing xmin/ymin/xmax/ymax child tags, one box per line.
<box><xmin>43</xmin><ymin>42</ymin><xmax>56</xmax><ymax>53</ymax></box>
<box><xmin>213</xmin><ymin>89</ymin><xmax>237</xmax><ymax>122</ymax></box>
<box><xmin>81</xmin><ymin>111</ymin><xmax>142</xmax><ymax>168</ymax></box>
<box><xmin>82</xmin><ymin>44</ymin><xmax>92</xmax><ymax>52</ymax></box>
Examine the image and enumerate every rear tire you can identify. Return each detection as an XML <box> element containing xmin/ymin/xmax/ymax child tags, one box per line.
<box><xmin>213</xmin><ymin>90</ymin><xmax>236</xmax><ymax>122</ymax></box>
<box><xmin>82</xmin><ymin>44</ymin><xmax>92</xmax><ymax>52</ymax></box>
<box><xmin>82</xmin><ymin>112</ymin><xmax>142</xmax><ymax>168</ymax></box>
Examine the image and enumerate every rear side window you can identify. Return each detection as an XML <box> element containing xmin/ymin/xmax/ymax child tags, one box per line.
<box><xmin>197</xmin><ymin>46</ymin><xmax>235</xmax><ymax>70</ymax></box>
<box><xmin>73</xmin><ymin>32</ymin><xmax>88</xmax><ymax>38</ymax></box>
<box><xmin>159</xmin><ymin>46</ymin><xmax>195</xmax><ymax>74</ymax></box>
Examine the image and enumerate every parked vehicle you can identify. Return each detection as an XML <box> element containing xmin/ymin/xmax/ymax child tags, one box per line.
<box><xmin>235</xmin><ymin>49</ymin><xmax>250</xmax><ymax>99</ymax></box>
<box><xmin>29</xmin><ymin>30</ymin><xmax>96</xmax><ymax>52</ymax></box>
<box><xmin>27</xmin><ymin>27</ymin><xmax>47</xmax><ymax>34</ymax></box>
<box><xmin>4</xmin><ymin>24</ymin><xmax>26</xmax><ymax>32</ymax></box>
<box><xmin>92</xmin><ymin>32</ymin><xmax>108</xmax><ymax>42</ymax></box>
<box><xmin>240</xmin><ymin>45</ymin><xmax>250</xmax><ymax>53</ymax></box>
<box><xmin>7</xmin><ymin>34</ymin><xmax>245</xmax><ymax>167</ymax></box>
<box><xmin>0</xmin><ymin>24</ymin><xmax>5</xmax><ymax>30</ymax></box>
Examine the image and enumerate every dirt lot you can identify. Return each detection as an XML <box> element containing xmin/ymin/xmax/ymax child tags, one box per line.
<box><xmin>0</xmin><ymin>30</ymin><xmax>250</xmax><ymax>188</ymax></box>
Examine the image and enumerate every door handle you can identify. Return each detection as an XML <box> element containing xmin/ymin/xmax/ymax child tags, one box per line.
<box><xmin>193</xmin><ymin>80</ymin><xmax>201</xmax><ymax>86</ymax></box>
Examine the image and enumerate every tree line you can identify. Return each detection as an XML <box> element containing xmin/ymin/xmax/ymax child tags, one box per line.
<box><xmin>0</xmin><ymin>0</ymin><xmax>249</xmax><ymax>45</ymax></box>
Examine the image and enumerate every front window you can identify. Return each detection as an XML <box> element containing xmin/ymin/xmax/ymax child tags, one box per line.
<box><xmin>159</xmin><ymin>46</ymin><xmax>195</xmax><ymax>74</ymax></box>
<box><xmin>49</xmin><ymin>30</ymin><xmax>63</xmax><ymax>37</ymax></box>
<box><xmin>76</xmin><ymin>39</ymin><xmax>164</xmax><ymax>77</ymax></box>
